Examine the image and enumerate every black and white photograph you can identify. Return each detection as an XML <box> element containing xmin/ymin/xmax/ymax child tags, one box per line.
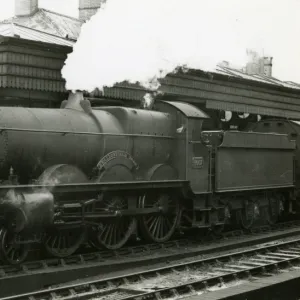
<box><xmin>0</xmin><ymin>0</ymin><xmax>299</xmax><ymax>299</ymax></box>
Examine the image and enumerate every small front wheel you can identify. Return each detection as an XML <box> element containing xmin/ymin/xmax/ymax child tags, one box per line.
<box><xmin>0</xmin><ymin>228</ymin><xmax>30</xmax><ymax>265</ymax></box>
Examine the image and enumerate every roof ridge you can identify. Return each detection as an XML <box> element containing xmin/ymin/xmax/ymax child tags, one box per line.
<box><xmin>8</xmin><ymin>22</ymin><xmax>75</xmax><ymax>41</ymax></box>
<box><xmin>219</xmin><ymin>66</ymin><xmax>243</xmax><ymax>78</ymax></box>
<box><xmin>40</xmin><ymin>8</ymin><xmax>82</xmax><ymax>23</ymax></box>
<box><xmin>39</xmin><ymin>9</ymin><xmax>67</xmax><ymax>38</ymax></box>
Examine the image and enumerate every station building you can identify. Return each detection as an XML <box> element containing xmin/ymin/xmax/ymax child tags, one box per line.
<box><xmin>0</xmin><ymin>0</ymin><xmax>299</xmax><ymax>125</ymax></box>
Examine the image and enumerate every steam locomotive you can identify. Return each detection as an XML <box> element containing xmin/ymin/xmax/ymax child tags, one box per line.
<box><xmin>0</xmin><ymin>92</ymin><xmax>297</xmax><ymax>265</ymax></box>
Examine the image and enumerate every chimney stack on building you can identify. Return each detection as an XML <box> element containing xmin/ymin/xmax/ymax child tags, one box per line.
<box><xmin>79</xmin><ymin>0</ymin><xmax>104</xmax><ymax>22</ymax></box>
<box><xmin>263</xmin><ymin>57</ymin><xmax>273</xmax><ymax>77</ymax></box>
<box><xmin>243</xmin><ymin>49</ymin><xmax>273</xmax><ymax>77</ymax></box>
<box><xmin>15</xmin><ymin>0</ymin><xmax>38</xmax><ymax>16</ymax></box>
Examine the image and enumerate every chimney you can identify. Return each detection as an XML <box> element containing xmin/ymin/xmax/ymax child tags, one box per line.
<box><xmin>79</xmin><ymin>0</ymin><xmax>104</xmax><ymax>22</ymax></box>
<box><xmin>15</xmin><ymin>0</ymin><xmax>38</xmax><ymax>16</ymax></box>
<box><xmin>263</xmin><ymin>57</ymin><xmax>273</xmax><ymax>77</ymax></box>
<box><xmin>65</xmin><ymin>91</ymin><xmax>85</xmax><ymax>111</ymax></box>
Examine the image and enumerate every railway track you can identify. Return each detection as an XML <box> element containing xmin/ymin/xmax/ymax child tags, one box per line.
<box><xmin>0</xmin><ymin>221</ymin><xmax>297</xmax><ymax>276</ymax></box>
<box><xmin>7</xmin><ymin>237</ymin><xmax>300</xmax><ymax>300</ymax></box>
<box><xmin>2</xmin><ymin>220</ymin><xmax>299</xmax><ymax>275</ymax></box>
<box><xmin>1</xmin><ymin>221</ymin><xmax>300</xmax><ymax>298</ymax></box>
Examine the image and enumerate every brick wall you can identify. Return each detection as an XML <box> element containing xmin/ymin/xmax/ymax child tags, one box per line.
<box><xmin>79</xmin><ymin>0</ymin><xmax>103</xmax><ymax>21</ymax></box>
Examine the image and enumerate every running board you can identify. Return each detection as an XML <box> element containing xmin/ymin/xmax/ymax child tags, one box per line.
<box><xmin>0</xmin><ymin>180</ymin><xmax>189</xmax><ymax>194</ymax></box>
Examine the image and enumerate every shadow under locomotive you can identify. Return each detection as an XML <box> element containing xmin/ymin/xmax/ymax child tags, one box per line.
<box><xmin>0</xmin><ymin>92</ymin><xmax>296</xmax><ymax>265</ymax></box>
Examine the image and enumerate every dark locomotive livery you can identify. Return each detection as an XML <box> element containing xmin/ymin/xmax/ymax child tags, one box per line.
<box><xmin>0</xmin><ymin>92</ymin><xmax>296</xmax><ymax>264</ymax></box>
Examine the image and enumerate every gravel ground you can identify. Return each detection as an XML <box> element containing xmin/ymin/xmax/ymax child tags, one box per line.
<box><xmin>47</xmin><ymin>233</ymin><xmax>300</xmax><ymax>300</ymax></box>
<box><xmin>124</xmin><ymin>269</ymin><xmax>224</xmax><ymax>291</ymax></box>
<box><xmin>90</xmin><ymin>291</ymin><xmax>129</xmax><ymax>300</ymax></box>
<box><xmin>91</xmin><ymin>279</ymin><xmax>250</xmax><ymax>300</ymax></box>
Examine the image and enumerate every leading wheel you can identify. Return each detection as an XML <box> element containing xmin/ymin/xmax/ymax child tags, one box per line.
<box><xmin>38</xmin><ymin>164</ymin><xmax>89</xmax><ymax>257</ymax></box>
<box><xmin>0</xmin><ymin>228</ymin><xmax>30</xmax><ymax>265</ymax></box>
<box><xmin>138</xmin><ymin>193</ymin><xmax>181</xmax><ymax>243</ymax></box>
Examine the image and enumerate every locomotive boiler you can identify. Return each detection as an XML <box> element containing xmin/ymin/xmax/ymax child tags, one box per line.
<box><xmin>0</xmin><ymin>93</ymin><xmax>173</xmax><ymax>183</ymax></box>
<box><xmin>0</xmin><ymin>92</ymin><xmax>296</xmax><ymax>265</ymax></box>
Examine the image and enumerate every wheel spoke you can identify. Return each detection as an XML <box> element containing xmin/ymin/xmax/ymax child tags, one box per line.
<box><xmin>159</xmin><ymin>217</ymin><xmax>165</xmax><ymax>238</ymax></box>
<box><xmin>51</xmin><ymin>236</ymin><xmax>56</xmax><ymax>249</ymax></box>
<box><xmin>107</xmin><ymin>224</ymin><xmax>114</xmax><ymax>246</ymax></box>
<box><xmin>11</xmin><ymin>250</ymin><xmax>16</xmax><ymax>261</ymax></box>
<box><xmin>149</xmin><ymin>217</ymin><xmax>159</xmax><ymax>234</ymax></box>
<box><xmin>146</xmin><ymin>216</ymin><xmax>155</xmax><ymax>226</ymax></box>
<box><xmin>101</xmin><ymin>224</ymin><xmax>111</xmax><ymax>244</ymax></box>
<box><xmin>112</xmin><ymin>225</ymin><xmax>117</xmax><ymax>245</ymax></box>
<box><xmin>6</xmin><ymin>245</ymin><xmax>13</xmax><ymax>254</ymax></box>
<box><xmin>154</xmin><ymin>217</ymin><xmax>161</xmax><ymax>239</ymax></box>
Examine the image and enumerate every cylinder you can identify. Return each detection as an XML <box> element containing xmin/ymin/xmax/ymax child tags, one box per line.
<box><xmin>0</xmin><ymin>189</ymin><xmax>54</xmax><ymax>232</ymax></box>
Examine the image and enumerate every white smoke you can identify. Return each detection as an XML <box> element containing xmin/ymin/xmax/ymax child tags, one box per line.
<box><xmin>142</xmin><ymin>93</ymin><xmax>155</xmax><ymax>109</ymax></box>
<box><xmin>62</xmin><ymin>0</ymin><xmax>252</xmax><ymax>92</ymax></box>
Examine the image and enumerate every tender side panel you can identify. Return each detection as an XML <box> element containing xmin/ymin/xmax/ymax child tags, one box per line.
<box><xmin>215</xmin><ymin>131</ymin><xmax>295</xmax><ymax>192</ymax></box>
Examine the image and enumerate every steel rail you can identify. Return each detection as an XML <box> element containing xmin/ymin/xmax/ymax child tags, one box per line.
<box><xmin>5</xmin><ymin>231</ymin><xmax>300</xmax><ymax>300</ymax></box>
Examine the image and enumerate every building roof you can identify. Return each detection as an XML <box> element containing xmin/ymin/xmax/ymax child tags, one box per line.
<box><xmin>1</xmin><ymin>6</ymin><xmax>300</xmax><ymax>100</ymax></box>
<box><xmin>1</xmin><ymin>7</ymin><xmax>300</xmax><ymax>90</ymax></box>
<box><xmin>1</xmin><ymin>8</ymin><xmax>83</xmax><ymax>40</ymax></box>
<box><xmin>0</xmin><ymin>23</ymin><xmax>75</xmax><ymax>46</ymax></box>
<box><xmin>212</xmin><ymin>65</ymin><xmax>300</xmax><ymax>91</ymax></box>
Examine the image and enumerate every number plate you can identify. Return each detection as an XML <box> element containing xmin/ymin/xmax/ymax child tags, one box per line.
<box><xmin>192</xmin><ymin>157</ymin><xmax>203</xmax><ymax>169</ymax></box>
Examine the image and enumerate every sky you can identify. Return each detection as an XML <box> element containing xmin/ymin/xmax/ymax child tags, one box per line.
<box><xmin>0</xmin><ymin>0</ymin><xmax>300</xmax><ymax>84</ymax></box>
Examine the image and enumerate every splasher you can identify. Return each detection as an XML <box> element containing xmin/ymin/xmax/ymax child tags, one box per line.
<box><xmin>62</xmin><ymin>0</ymin><xmax>250</xmax><ymax>93</ymax></box>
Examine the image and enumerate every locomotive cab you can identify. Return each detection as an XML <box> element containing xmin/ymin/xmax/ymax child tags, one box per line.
<box><xmin>155</xmin><ymin>101</ymin><xmax>211</xmax><ymax>194</ymax></box>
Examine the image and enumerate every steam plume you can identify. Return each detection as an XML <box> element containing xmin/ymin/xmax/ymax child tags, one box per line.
<box><xmin>62</xmin><ymin>0</ymin><xmax>250</xmax><ymax>92</ymax></box>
